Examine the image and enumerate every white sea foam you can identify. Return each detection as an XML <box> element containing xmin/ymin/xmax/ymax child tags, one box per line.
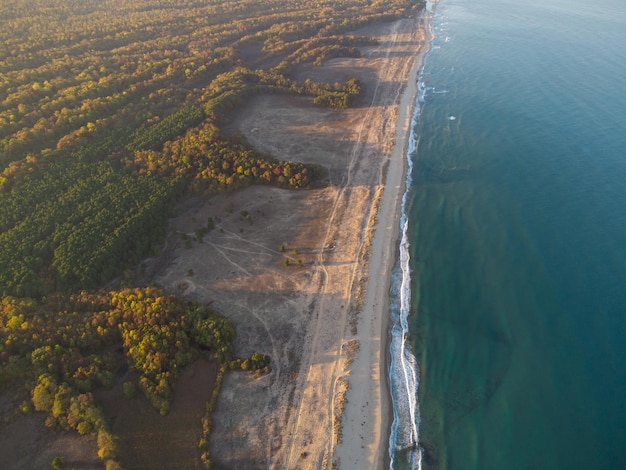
<box><xmin>388</xmin><ymin>70</ymin><xmax>424</xmax><ymax>470</ymax></box>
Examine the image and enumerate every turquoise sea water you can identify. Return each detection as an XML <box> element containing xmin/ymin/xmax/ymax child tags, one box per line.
<box><xmin>390</xmin><ymin>0</ymin><xmax>626</xmax><ymax>468</ymax></box>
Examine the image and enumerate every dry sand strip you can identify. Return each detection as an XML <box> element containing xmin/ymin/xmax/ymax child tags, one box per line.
<box><xmin>333</xmin><ymin>8</ymin><xmax>433</xmax><ymax>470</ymax></box>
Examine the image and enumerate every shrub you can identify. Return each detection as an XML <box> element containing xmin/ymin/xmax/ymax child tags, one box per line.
<box><xmin>122</xmin><ymin>381</ymin><xmax>137</xmax><ymax>399</ymax></box>
<box><xmin>105</xmin><ymin>460</ymin><xmax>123</xmax><ymax>470</ymax></box>
<box><xmin>76</xmin><ymin>421</ymin><xmax>93</xmax><ymax>435</ymax></box>
<box><xmin>97</xmin><ymin>430</ymin><xmax>118</xmax><ymax>460</ymax></box>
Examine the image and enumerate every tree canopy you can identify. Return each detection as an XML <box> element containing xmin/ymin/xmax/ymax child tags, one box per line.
<box><xmin>0</xmin><ymin>0</ymin><xmax>427</xmax><ymax>297</ymax></box>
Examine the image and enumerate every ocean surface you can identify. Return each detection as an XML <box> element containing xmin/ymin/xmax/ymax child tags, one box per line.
<box><xmin>388</xmin><ymin>0</ymin><xmax>626</xmax><ymax>468</ymax></box>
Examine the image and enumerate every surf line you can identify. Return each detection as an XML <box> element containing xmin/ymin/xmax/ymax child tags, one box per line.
<box><xmin>387</xmin><ymin>100</ymin><xmax>422</xmax><ymax>469</ymax></box>
<box><xmin>388</xmin><ymin>2</ymin><xmax>438</xmax><ymax>468</ymax></box>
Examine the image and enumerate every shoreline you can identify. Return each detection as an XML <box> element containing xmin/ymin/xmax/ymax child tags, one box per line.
<box><xmin>150</xmin><ymin>9</ymin><xmax>436</xmax><ymax>468</ymax></box>
<box><xmin>335</xmin><ymin>6</ymin><xmax>434</xmax><ymax>468</ymax></box>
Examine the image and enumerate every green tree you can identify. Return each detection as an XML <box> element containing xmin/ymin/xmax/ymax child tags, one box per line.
<box><xmin>51</xmin><ymin>456</ymin><xmax>65</xmax><ymax>470</ymax></box>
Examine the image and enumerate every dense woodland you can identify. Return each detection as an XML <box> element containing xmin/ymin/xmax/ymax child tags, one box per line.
<box><xmin>0</xmin><ymin>287</ymin><xmax>248</xmax><ymax>467</ymax></box>
<box><xmin>0</xmin><ymin>0</ymin><xmax>423</xmax><ymax>467</ymax></box>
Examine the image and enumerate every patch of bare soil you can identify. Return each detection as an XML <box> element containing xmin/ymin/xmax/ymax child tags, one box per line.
<box><xmin>98</xmin><ymin>359</ymin><xmax>218</xmax><ymax>470</ymax></box>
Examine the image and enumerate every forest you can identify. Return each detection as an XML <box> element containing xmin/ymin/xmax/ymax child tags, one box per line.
<box><xmin>0</xmin><ymin>0</ymin><xmax>424</xmax><ymax>467</ymax></box>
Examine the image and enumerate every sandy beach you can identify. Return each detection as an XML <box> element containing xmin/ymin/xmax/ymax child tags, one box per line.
<box><xmin>334</xmin><ymin>11</ymin><xmax>433</xmax><ymax>468</ymax></box>
<box><xmin>151</xmin><ymin>9</ymin><xmax>432</xmax><ymax>469</ymax></box>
